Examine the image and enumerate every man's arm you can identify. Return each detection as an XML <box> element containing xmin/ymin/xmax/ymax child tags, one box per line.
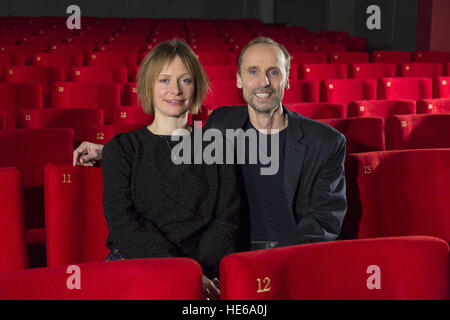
<box><xmin>73</xmin><ymin>141</ymin><xmax>104</xmax><ymax>166</ymax></box>
<box><xmin>277</xmin><ymin>135</ymin><xmax>347</xmax><ymax>247</ymax></box>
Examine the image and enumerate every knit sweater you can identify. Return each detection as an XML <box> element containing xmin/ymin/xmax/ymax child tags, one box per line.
<box><xmin>102</xmin><ymin>126</ymin><xmax>242</xmax><ymax>277</ymax></box>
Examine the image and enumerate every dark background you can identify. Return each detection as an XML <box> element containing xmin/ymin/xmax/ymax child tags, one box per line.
<box><xmin>0</xmin><ymin>0</ymin><xmax>445</xmax><ymax>51</ymax></box>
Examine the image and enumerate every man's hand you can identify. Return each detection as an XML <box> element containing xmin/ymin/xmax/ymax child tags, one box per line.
<box><xmin>202</xmin><ymin>275</ymin><xmax>220</xmax><ymax>300</ymax></box>
<box><xmin>73</xmin><ymin>142</ymin><xmax>104</xmax><ymax>167</ymax></box>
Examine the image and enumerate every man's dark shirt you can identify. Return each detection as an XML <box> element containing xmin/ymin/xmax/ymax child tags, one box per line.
<box><xmin>241</xmin><ymin>120</ymin><xmax>296</xmax><ymax>242</ymax></box>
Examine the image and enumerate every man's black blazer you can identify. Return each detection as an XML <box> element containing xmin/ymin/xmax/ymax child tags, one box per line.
<box><xmin>204</xmin><ymin>105</ymin><xmax>347</xmax><ymax>248</ymax></box>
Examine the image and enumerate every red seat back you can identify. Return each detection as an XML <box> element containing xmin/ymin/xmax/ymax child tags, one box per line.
<box><xmin>285</xmin><ymin>102</ymin><xmax>346</xmax><ymax>120</ymax></box>
<box><xmin>320</xmin><ymin>79</ymin><xmax>378</xmax><ymax>105</ymax></box>
<box><xmin>344</xmin><ymin>149</ymin><xmax>450</xmax><ymax>242</ymax></box>
<box><xmin>220</xmin><ymin>236</ymin><xmax>449</xmax><ymax>300</ymax></box>
<box><xmin>348</xmin><ymin>99</ymin><xmax>416</xmax><ymax>119</ymax></box>
<box><xmin>0</xmin><ymin>129</ymin><xmax>73</xmax><ymax>228</ymax></box>
<box><xmin>320</xmin><ymin>117</ymin><xmax>386</xmax><ymax>153</ymax></box>
<box><xmin>386</xmin><ymin>114</ymin><xmax>450</xmax><ymax>149</ymax></box>
<box><xmin>379</xmin><ymin>77</ymin><xmax>433</xmax><ymax>100</ymax></box>
<box><xmin>0</xmin><ymin>167</ymin><xmax>28</xmax><ymax>271</ymax></box>
<box><xmin>0</xmin><ymin>258</ymin><xmax>203</xmax><ymax>299</ymax></box>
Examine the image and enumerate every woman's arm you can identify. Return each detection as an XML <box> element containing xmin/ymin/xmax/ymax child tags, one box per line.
<box><xmin>102</xmin><ymin>136</ymin><xmax>181</xmax><ymax>259</ymax></box>
<box><xmin>195</xmin><ymin>162</ymin><xmax>243</xmax><ymax>278</ymax></box>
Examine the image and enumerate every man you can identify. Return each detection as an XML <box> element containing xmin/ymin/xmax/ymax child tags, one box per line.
<box><xmin>74</xmin><ymin>36</ymin><xmax>347</xmax><ymax>251</ymax></box>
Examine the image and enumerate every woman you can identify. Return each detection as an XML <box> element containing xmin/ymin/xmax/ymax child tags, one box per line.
<box><xmin>101</xmin><ymin>39</ymin><xmax>241</xmax><ymax>300</ymax></box>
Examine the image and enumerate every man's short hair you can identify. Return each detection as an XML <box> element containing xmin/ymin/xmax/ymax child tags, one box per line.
<box><xmin>237</xmin><ymin>36</ymin><xmax>291</xmax><ymax>77</ymax></box>
<box><xmin>137</xmin><ymin>39</ymin><xmax>209</xmax><ymax>115</ymax></box>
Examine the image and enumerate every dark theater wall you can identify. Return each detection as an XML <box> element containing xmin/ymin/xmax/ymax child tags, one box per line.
<box><xmin>354</xmin><ymin>0</ymin><xmax>417</xmax><ymax>51</ymax></box>
<box><xmin>0</xmin><ymin>0</ymin><xmax>422</xmax><ymax>51</ymax></box>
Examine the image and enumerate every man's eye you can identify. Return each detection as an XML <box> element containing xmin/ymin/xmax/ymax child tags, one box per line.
<box><xmin>249</xmin><ymin>70</ymin><xmax>257</xmax><ymax>75</ymax></box>
<box><xmin>270</xmin><ymin>70</ymin><xmax>278</xmax><ymax>76</ymax></box>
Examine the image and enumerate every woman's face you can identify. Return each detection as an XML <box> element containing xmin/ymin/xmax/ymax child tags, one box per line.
<box><xmin>152</xmin><ymin>55</ymin><xmax>194</xmax><ymax>117</ymax></box>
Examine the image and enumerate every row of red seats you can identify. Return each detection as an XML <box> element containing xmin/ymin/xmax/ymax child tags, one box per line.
<box><xmin>0</xmin><ymin>78</ymin><xmax>449</xmax><ymax>129</ymax></box>
<box><xmin>0</xmin><ymin>113</ymin><xmax>448</xmax><ymax>240</ymax></box>
<box><xmin>2</xmin><ymin>50</ymin><xmax>449</xmax><ymax>71</ymax></box>
<box><xmin>4</xmin><ymin>100</ymin><xmax>450</xmax><ymax>150</ymax></box>
<box><xmin>0</xmin><ymin>234</ymin><xmax>446</xmax><ymax>300</ymax></box>
<box><xmin>1</xmin><ymin>148</ymin><xmax>448</xmax><ymax>299</ymax></box>
<box><xmin>203</xmin><ymin>77</ymin><xmax>450</xmax><ymax>108</ymax></box>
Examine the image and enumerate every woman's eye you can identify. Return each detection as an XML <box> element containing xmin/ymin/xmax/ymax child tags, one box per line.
<box><xmin>270</xmin><ymin>70</ymin><xmax>278</xmax><ymax>76</ymax></box>
<box><xmin>180</xmin><ymin>78</ymin><xmax>192</xmax><ymax>84</ymax></box>
<box><xmin>160</xmin><ymin>79</ymin><xmax>169</xmax><ymax>83</ymax></box>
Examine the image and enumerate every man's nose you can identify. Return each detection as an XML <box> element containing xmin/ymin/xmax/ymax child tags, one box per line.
<box><xmin>256</xmin><ymin>73</ymin><xmax>270</xmax><ymax>87</ymax></box>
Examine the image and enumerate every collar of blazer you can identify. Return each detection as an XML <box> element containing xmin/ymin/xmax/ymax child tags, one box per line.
<box><xmin>206</xmin><ymin>105</ymin><xmax>307</xmax><ymax>211</ymax></box>
<box><xmin>210</xmin><ymin>105</ymin><xmax>305</xmax><ymax>143</ymax></box>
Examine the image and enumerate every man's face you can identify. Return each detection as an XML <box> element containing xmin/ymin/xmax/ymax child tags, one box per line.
<box><xmin>237</xmin><ymin>43</ymin><xmax>289</xmax><ymax>113</ymax></box>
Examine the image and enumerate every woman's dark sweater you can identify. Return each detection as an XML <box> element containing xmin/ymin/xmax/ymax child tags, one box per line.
<box><xmin>102</xmin><ymin>126</ymin><xmax>242</xmax><ymax>278</ymax></box>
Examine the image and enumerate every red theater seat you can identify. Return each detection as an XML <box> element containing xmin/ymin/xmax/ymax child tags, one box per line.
<box><xmin>0</xmin><ymin>258</ymin><xmax>203</xmax><ymax>300</ymax></box>
<box><xmin>378</xmin><ymin>77</ymin><xmax>433</xmax><ymax>100</ymax></box>
<box><xmin>124</xmin><ymin>82</ymin><xmax>139</xmax><ymax>106</ymax></box>
<box><xmin>16</xmin><ymin>108</ymin><xmax>104</xmax><ymax>144</ymax></box>
<box><xmin>348</xmin><ymin>100</ymin><xmax>416</xmax><ymax>119</ymax></box>
<box><xmin>320</xmin><ymin>79</ymin><xmax>378</xmax><ymax>105</ymax></box>
<box><xmin>44</xmin><ymin>164</ymin><xmax>109</xmax><ymax>266</ymax></box>
<box><xmin>205</xmin><ymin>80</ymin><xmax>245</xmax><ymax>107</ymax></box>
<box><xmin>349</xmin><ymin>63</ymin><xmax>397</xmax><ymax>79</ymax></box>
<box><xmin>417</xmin><ymin>98</ymin><xmax>450</xmax><ymax>114</ymax></box>
<box><xmin>106</xmin><ymin>35</ymin><xmax>148</xmax><ymax>45</ymax></box>
<box><xmin>203</xmin><ymin>65</ymin><xmax>236</xmax><ymax>81</ymax></box>
<box><xmin>220</xmin><ymin>236</ymin><xmax>449</xmax><ymax>300</ymax></box>
<box><xmin>291</xmin><ymin>52</ymin><xmax>327</xmax><ymax>64</ymax></box>
<box><xmin>344</xmin><ymin>149</ymin><xmax>450</xmax><ymax>242</ymax></box>
<box><xmin>319</xmin><ymin>117</ymin><xmax>385</xmax><ymax>153</ymax></box>
<box><xmin>0</xmin><ymin>128</ymin><xmax>73</xmax><ymax>232</ymax></box>
<box><xmin>110</xmin><ymin>106</ymin><xmax>154</xmax><ymax>125</ymax></box>
<box><xmin>190</xmin><ymin>42</ymin><xmax>229</xmax><ymax>52</ymax></box>
<box><xmin>197</xmin><ymin>51</ymin><xmax>237</xmax><ymax>66</ymax></box>
<box><xmin>434</xmin><ymin>77</ymin><xmax>450</xmax><ymax>98</ymax></box>
<box><xmin>371</xmin><ymin>51</ymin><xmax>411</xmax><ymax>63</ymax></box>
<box><xmin>283</xmin><ymin>80</ymin><xmax>320</xmax><ymax>103</ymax></box>
<box><xmin>0</xmin><ymin>110</ymin><xmax>6</xmax><ymax>129</ymax></box>
<box><xmin>398</xmin><ymin>63</ymin><xmax>444</xmax><ymax>78</ymax></box>
<box><xmin>0</xmin><ymin>168</ymin><xmax>28</xmax><ymax>272</ymax></box>
<box><xmin>413</xmin><ymin>51</ymin><xmax>450</xmax><ymax>63</ymax></box>
<box><xmin>49</xmin><ymin>43</ymin><xmax>96</xmax><ymax>56</ymax></box>
<box><xmin>386</xmin><ymin>114</ymin><xmax>450</xmax><ymax>150</ymax></box>
<box><xmin>50</xmin><ymin>82</ymin><xmax>121</xmax><ymax>123</ymax></box>
<box><xmin>0</xmin><ymin>82</ymin><xmax>43</xmax><ymax>129</ymax></box>
<box><xmin>285</xmin><ymin>102</ymin><xmax>346</xmax><ymax>119</ymax></box>
<box><xmin>310</xmin><ymin>43</ymin><xmax>346</xmax><ymax>52</ymax></box>
<box><xmin>299</xmin><ymin>63</ymin><xmax>347</xmax><ymax>80</ymax></box>
<box><xmin>346</xmin><ymin>36</ymin><xmax>366</xmax><ymax>51</ymax></box>
<box><xmin>4</xmin><ymin>66</ymin><xmax>65</xmax><ymax>107</ymax></box>
<box><xmin>0</xmin><ymin>52</ymin><xmax>26</xmax><ymax>79</ymax></box>
<box><xmin>79</xmin><ymin>124</ymin><xmax>143</xmax><ymax>145</ymax></box>
<box><xmin>32</xmin><ymin>52</ymin><xmax>84</xmax><ymax>76</ymax></box>
<box><xmin>328</xmin><ymin>52</ymin><xmax>369</xmax><ymax>64</ymax></box>
<box><xmin>97</xmin><ymin>43</ymin><xmax>142</xmax><ymax>53</ymax></box>
<box><xmin>87</xmin><ymin>52</ymin><xmax>138</xmax><ymax>69</ymax></box>
<box><xmin>70</xmin><ymin>66</ymin><xmax>128</xmax><ymax>84</ymax></box>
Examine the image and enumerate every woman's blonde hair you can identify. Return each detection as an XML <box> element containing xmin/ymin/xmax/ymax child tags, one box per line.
<box><xmin>137</xmin><ymin>39</ymin><xmax>210</xmax><ymax>115</ymax></box>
